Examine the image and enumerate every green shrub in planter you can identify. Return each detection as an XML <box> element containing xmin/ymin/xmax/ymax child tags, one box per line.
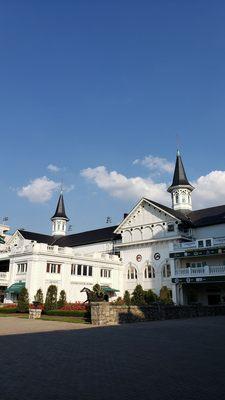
<box><xmin>34</xmin><ymin>288</ymin><xmax>44</xmax><ymax>304</ymax></box>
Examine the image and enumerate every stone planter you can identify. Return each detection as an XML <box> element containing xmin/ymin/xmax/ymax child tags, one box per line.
<box><xmin>29</xmin><ymin>309</ymin><xmax>42</xmax><ymax>319</ymax></box>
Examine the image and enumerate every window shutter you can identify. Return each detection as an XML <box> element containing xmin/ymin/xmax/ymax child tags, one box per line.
<box><xmin>58</xmin><ymin>265</ymin><xmax>61</xmax><ymax>274</ymax></box>
<box><xmin>46</xmin><ymin>263</ymin><xmax>50</xmax><ymax>273</ymax></box>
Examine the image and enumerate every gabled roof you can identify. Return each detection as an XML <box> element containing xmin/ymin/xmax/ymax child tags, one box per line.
<box><xmin>18</xmin><ymin>226</ymin><xmax>121</xmax><ymax>247</ymax></box>
<box><xmin>168</xmin><ymin>151</ymin><xmax>194</xmax><ymax>192</ymax></box>
<box><xmin>51</xmin><ymin>193</ymin><xmax>69</xmax><ymax>221</ymax></box>
<box><xmin>114</xmin><ymin>197</ymin><xmax>191</xmax><ymax>233</ymax></box>
<box><xmin>144</xmin><ymin>199</ymin><xmax>191</xmax><ymax>224</ymax></box>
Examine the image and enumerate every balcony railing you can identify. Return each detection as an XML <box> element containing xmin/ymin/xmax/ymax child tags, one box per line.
<box><xmin>173</xmin><ymin>236</ymin><xmax>225</xmax><ymax>251</ymax></box>
<box><xmin>174</xmin><ymin>265</ymin><xmax>225</xmax><ymax>278</ymax></box>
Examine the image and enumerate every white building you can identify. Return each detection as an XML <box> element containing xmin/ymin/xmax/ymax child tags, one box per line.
<box><xmin>1</xmin><ymin>151</ymin><xmax>225</xmax><ymax>306</ymax></box>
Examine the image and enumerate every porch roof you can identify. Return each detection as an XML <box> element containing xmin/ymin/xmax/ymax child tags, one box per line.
<box><xmin>5</xmin><ymin>282</ymin><xmax>25</xmax><ymax>294</ymax></box>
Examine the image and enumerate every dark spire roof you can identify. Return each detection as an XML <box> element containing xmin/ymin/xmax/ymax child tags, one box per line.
<box><xmin>51</xmin><ymin>193</ymin><xmax>69</xmax><ymax>221</ymax></box>
<box><xmin>168</xmin><ymin>150</ymin><xmax>194</xmax><ymax>192</ymax></box>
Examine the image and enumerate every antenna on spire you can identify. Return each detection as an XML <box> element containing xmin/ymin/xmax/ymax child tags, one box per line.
<box><xmin>176</xmin><ymin>134</ymin><xmax>181</xmax><ymax>155</ymax></box>
<box><xmin>60</xmin><ymin>179</ymin><xmax>64</xmax><ymax>194</ymax></box>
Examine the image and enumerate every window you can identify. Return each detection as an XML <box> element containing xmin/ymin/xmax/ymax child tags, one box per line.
<box><xmin>83</xmin><ymin>265</ymin><xmax>87</xmax><ymax>276</ymax></box>
<box><xmin>206</xmin><ymin>239</ymin><xmax>212</xmax><ymax>247</ymax></box>
<box><xmin>71</xmin><ymin>264</ymin><xmax>76</xmax><ymax>275</ymax></box>
<box><xmin>17</xmin><ymin>263</ymin><xmax>27</xmax><ymax>273</ymax></box>
<box><xmin>162</xmin><ymin>264</ymin><xmax>171</xmax><ymax>278</ymax></box>
<box><xmin>127</xmin><ymin>267</ymin><xmax>137</xmax><ymax>280</ymax></box>
<box><xmin>198</xmin><ymin>240</ymin><xmax>204</xmax><ymax>248</ymax></box>
<box><xmin>175</xmin><ymin>195</ymin><xmax>179</xmax><ymax>203</ymax></box>
<box><xmin>167</xmin><ymin>224</ymin><xmax>174</xmax><ymax>232</ymax></box>
<box><xmin>100</xmin><ymin>269</ymin><xmax>111</xmax><ymax>278</ymax></box>
<box><xmin>46</xmin><ymin>263</ymin><xmax>61</xmax><ymax>274</ymax></box>
<box><xmin>71</xmin><ymin>264</ymin><xmax>93</xmax><ymax>277</ymax></box>
<box><xmin>144</xmin><ymin>265</ymin><xmax>155</xmax><ymax>279</ymax></box>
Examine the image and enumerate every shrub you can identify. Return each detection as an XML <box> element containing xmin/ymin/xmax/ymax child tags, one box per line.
<box><xmin>59</xmin><ymin>302</ymin><xmax>88</xmax><ymax>311</ymax></box>
<box><xmin>57</xmin><ymin>290</ymin><xmax>67</xmax><ymax>308</ymax></box>
<box><xmin>159</xmin><ymin>286</ymin><xmax>173</xmax><ymax>304</ymax></box>
<box><xmin>144</xmin><ymin>289</ymin><xmax>158</xmax><ymax>305</ymax></box>
<box><xmin>44</xmin><ymin>310</ymin><xmax>87</xmax><ymax>318</ymax></box>
<box><xmin>112</xmin><ymin>297</ymin><xmax>125</xmax><ymax>305</ymax></box>
<box><xmin>0</xmin><ymin>307</ymin><xmax>18</xmax><ymax>313</ymax></box>
<box><xmin>34</xmin><ymin>288</ymin><xmax>44</xmax><ymax>304</ymax></box>
<box><xmin>131</xmin><ymin>285</ymin><xmax>146</xmax><ymax>306</ymax></box>
<box><xmin>18</xmin><ymin>288</ymin><xmax>29</xmax><ymax>312</ymax></box>
<box><xmin>45</xmin><ymin>285</ymin><xmax>58</xmax><ymax>310</ymax></box>
<box><xmin>123</xmin><ymin>290</ymin><xmax>131</xmax><ymax>306</ymax></box>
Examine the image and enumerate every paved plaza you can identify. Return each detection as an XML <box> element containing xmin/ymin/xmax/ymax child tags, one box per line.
<box><xmin>1</xmin><ymin>316</ymin><xmax>225</xmax><ymax>400</ymax></box>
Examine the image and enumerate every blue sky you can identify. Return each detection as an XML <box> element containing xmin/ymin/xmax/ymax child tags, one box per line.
<box><xmin>1</xmin><ymin>0</ymin><xmax>225</xmax><ymax>234</ymax></box>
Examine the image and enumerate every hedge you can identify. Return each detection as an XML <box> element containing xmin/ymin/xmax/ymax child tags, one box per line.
<box><xmin>0</xmin><ymin>307</ymin><xmax>18</xmax><ymax>313</ymax></box>
<box><xmin>43</xmin><ymin>310</ymin><xmax>88</xmax><ymax>317</ymax></box>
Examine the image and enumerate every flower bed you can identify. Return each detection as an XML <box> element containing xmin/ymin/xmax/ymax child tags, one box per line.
<box><xmin>59</xmin><ymin>302</ymin><xmax>88</xmax><ymax>311</ymax></box>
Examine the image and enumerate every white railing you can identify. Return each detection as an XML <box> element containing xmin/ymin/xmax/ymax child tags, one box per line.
<box><xmin>174</xmin><ymin>265</ymin><xmax>225</xmax><ymax>278</ymax></box>
<box><xmin>173</xmin><ymin>236</ymin><xmax>225</xmax><ymax>251</ymax></box>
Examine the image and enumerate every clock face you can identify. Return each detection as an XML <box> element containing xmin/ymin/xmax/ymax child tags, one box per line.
<box><xmin>136</xmin><ymin>254</ymin><xmax>142</xmax><ymax>262</ymax></box>
<box><xmin>154</xmin><ymin>252</ymin><xmax>161</xmax><ymax>261</ymax></box>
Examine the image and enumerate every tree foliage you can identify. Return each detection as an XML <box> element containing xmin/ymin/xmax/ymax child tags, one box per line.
<box><xmin>131</xmin><ymin>285</ymin><xmax>146</xmax><ymax>306</ymax></box>
<box><xmin>123</xmin><ymin>290</ymin><xmax>131</xmax><ymax>306</ymax></box>
<box><xmin>57</xmin><ymin>290</ymin><xmax>67</xmax><ymax>308</ymax></box>
<box><xmin>34</xmin><ymin>288</ymin><xmax>44</xmax><ymax>304</ymax></box>
<box><xmin>144</xmin><ymin>289</ymin><xmax>158</xmax><ymax>305</ymax></box>
<box><xmin>45</xmin><ymin>285</ymin><xmax>58</xmax><ymax>310</ymax></box>
<box><xmin>18</xmin><ymin>287</ymin><xmax>29</xmax><ymax>312</ymax></box>
<box><xmin>159</xmin><ymin>286</ymin><xmax>173</xmax><ymax>304</ymax></box>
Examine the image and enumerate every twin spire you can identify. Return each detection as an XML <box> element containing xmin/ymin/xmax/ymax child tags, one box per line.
<box><xmin>168</xmin><ymin>150</ymin><xmax>194</xmax><ymax>214</ymax></box>
<box><xmin>51</xmin><ymin>191</ymin><xmax>69</xmax><ymax>236</ymax></box>
<box><xmin>50</xmin><ymin>150</ymin><xmax>193</xmax><ymax>236</ymax></box>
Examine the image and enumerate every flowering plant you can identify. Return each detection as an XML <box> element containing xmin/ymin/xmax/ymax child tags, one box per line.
<box><xmin>59</xmin><ymin>302</ymin><xmax>88</xmax><ymax>311</ymax></box>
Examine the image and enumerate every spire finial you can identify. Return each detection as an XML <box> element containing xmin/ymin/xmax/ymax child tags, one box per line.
<box><xmin>177</xmin><ymin>149</ymin><xmax>180</xmax><ymax>156</ymax></box>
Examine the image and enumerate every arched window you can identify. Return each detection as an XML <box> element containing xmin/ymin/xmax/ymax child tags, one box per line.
<box><xmin>162</xmin><ymin>264</ymin><xmax>171</xmax><ymax>278</ymax></box>
<box><xmin>175</xmin><ymin>194</ymin><xmax>179</xmax><ymax>204</ymax></box>
<box><xmin>144</xmin><ymin>265</ymin><xmax>155</xmax><ymax>279</ymax></box>
<box><xmin>127</xmin><ymin>267</ymin><xmax>137</xmax><ymax>280</ymax></box>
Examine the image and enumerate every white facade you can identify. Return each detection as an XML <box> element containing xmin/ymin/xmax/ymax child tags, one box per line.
<box><xmin>0</xmin><ymin>232</ymin><xmax>123</xmax><ymax>303</ymax></box>
<box><xmin>1</xmin><ymin>153</ymin><xmax>225</xmax><ymax>306</ymax></box>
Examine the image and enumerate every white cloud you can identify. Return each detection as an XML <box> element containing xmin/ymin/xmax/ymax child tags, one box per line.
<box><xmin>82</xmin><ymin>166</ymin><xmax>225</xmax><ymax>210</ymax></box>
<box><xmin>133</xmin><ymin>155</ymin><xmax>174</xmax><ymax>174</ymax></box>
<box><xmin>18</xmin><ymin>176</ymin><xmax>60</xmax><ymax>203</ymax></box>
<box><xmin>47</xmin><ymin>164</ymin><xmax>60</xmax><ymax>173</ymax></box>
<box><xmin>81</xmin><ymin>166</ymin><xmax>170</xmax><ymax>204</ymax></box>
<box><xmin>193</xmin><ymin>171</ymin><xmax>225</xmax><ymax>209</ymax></box>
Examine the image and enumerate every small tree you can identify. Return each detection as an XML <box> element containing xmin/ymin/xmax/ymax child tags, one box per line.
<box><xmin>144</xmin><ymin>289</ymin><xmax>158</xmax><ymax>305</ymax></box>
<box><xmin>131</xmin><ymin>285</ymin><xmax>146</xmax><ymax>306</ymax></box>
<box><xmin>57</xmin><ymin>290</ymin><xmax>67</xmax><ymax>308</ymax></box>
<box><xmin>159</xmin><ymin>286</ymin><xmax>173</xmax><ymax>304</ymax></box>
<box><xmin>45</xmin><ymin>285</ymin><xmax>58</xmax><ymax>310</ymax></box>
<box><xmin>123</xmin><ymin>290</ymin><xmax>131</xmax><ymax>306</ymax></box>
<box><xmin>34</xmin><ymin>288</ymin><xmax>44</xmax><ymax>304</ymax></box>
<box><xmin>18</xmin><ymin>287</ymin><xmax>29</xmax><ymax>312</ymax></box>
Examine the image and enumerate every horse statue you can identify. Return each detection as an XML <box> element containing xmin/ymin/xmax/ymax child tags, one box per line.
<box><xmin>81</xmin><ymin>286</ymin><xmax>108</xmax><ymax>303</ymax></box>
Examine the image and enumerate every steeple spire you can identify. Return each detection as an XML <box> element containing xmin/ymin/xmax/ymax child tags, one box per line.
<box><xmin>51</xmin><ymin>192</ymin><xmax>69</xmax><ymax>236</ymax></box>
<box><xmin>168</xmin><ymin>151</ymin><xmax>194</xmax><ymax>213</ymax></box>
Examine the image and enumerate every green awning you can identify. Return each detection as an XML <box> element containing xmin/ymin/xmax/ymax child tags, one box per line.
<box><xmin>5</xmin><ymin>282</ymin><xmax>25</xmax><ymax>294</ymax></box>
<box><xmin>101</xmin><ymin>286</ymin><xmax>120</xmax><ymax>293</ymax></box>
